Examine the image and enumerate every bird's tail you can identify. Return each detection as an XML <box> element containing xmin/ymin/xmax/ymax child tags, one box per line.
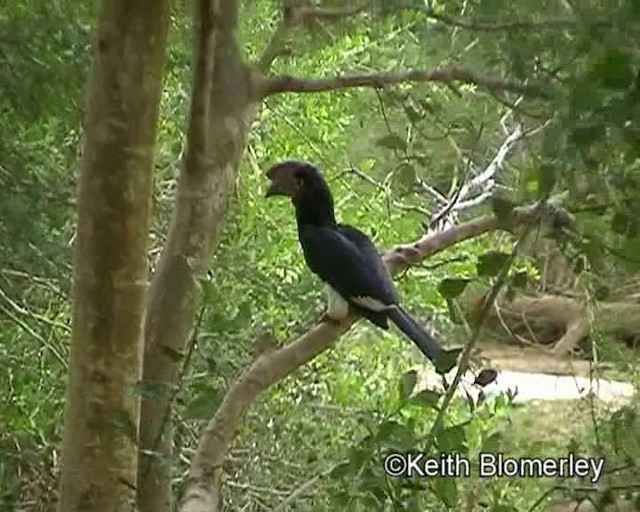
<box><xmin>387</xmin><ymin>306</ymin><xmax>441</xmax><ymax>363</ymax></box>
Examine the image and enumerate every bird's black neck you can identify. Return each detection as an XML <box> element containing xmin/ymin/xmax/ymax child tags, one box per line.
<box><xmin>293</xmin><ymin>174</ymin><xmax>337</xmax><ymax>228</ymax></box>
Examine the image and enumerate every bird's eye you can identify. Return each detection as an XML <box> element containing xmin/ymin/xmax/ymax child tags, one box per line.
<box><xmin>293</xmin><ymin>170</ymin><xmax>306</xmax><ymax>187</ymax></box>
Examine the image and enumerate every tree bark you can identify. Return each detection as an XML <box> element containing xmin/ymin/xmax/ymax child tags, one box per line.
<box><xmin>136</xmin><ymin>1</ymin><xmax>260</xmax><ymax>511</ymax></box>
<box><xmin>57</xmin><ymin>1</ymin><xmax>170</xmax><ymax>511</ymax></box>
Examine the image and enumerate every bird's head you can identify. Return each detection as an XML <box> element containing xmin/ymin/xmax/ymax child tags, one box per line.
<box><xmin>264</xmin><ymin>160</ymin><xmax>321</xmax><ymax>200</ymax></box>
<box><xmin>265</xmin><ymin>159</ymin><xmax>336</xmax><ymax>224</ymax></box>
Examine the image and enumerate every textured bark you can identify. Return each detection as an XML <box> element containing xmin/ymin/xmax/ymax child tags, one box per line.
<box><xmin>57</xmin><ymin>1</ymin><xmax>170</xmax><ymax>512</ymax></box>
<box><xmin>136</xmin><ymin>1</ymin><xmax>259</xmax><ymax>511</ymax></box>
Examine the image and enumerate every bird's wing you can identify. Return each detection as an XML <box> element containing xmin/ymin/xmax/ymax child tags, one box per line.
<box><xmin>336</xmin><ymin>224</ymin><xmax>399</xmax><ymax>305</ymax></box>
<box><xmin>298</xmin><ymin>223</ymin><xmax>399</xmax><ymax>308</ymax></box>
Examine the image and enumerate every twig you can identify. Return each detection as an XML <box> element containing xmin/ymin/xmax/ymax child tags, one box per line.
<box><xmin>428</xmin><ymin>124</ymin><xmax>525</xmax><ymax>229</ymax></box>
<box><xmin>426</xmin><ymin>12</ymin><xmax>613</xmax><ymax>32</ymax></box>
<box><xmin>0</xmin><ymin>285</ymin><xmax>71</xmax><ymax>334</ymax></box>
<box><xmin>423</xmin><ymin>216</ymin><xmax>535</xmax><ymax>453</ymax></box>
<box><xmin>0</xmin><ymin>302</ymin><xmax>67</xmax><ymax>367</ymax></box>
<box><xmin>272</xmin><ymin>468</ymin><xmax>331</xmax><ymax>512</ymax></box>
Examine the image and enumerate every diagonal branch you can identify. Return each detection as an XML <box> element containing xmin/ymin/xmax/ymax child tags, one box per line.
<box><xmin>180</xmin><ymin>203</ymin><xmax>555</xmax><ymax>512</ymax></box>
<box><xmin>259</xmin><ymin>66</ymin><xmax>549</xmax><ymax>98</ymax></box>
<box><xmin>256</xmin><ymin>2</ymin><xmax>369</xmax><ymax>72</ymax></box>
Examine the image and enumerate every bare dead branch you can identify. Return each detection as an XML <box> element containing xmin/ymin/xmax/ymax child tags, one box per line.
<box><xmin>260</xmin><ymin>66</ymin><xmax>549</xmax><ymax>98</ymax></box>
<box><xmin>180</xmin><ymin>204</ymin><xmax>552</xmax><ymax>512</ymax></box>
<box><xmin>428</xmin><ymin>124</ymin><xmax>526</xmax><ymax>231</ymax></box>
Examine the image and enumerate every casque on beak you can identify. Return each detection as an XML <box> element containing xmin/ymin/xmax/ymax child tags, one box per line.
<box><xmin>264</xmin><ymin>162</ymin><xmax>297</xmax><ymax>198</ymax></box>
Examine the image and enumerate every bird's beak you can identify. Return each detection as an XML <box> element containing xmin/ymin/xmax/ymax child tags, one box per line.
<box><xmin>265</xmin><ymin>180</ymin><xmax>289</xmax><ymax>198</ymax></box>
<box><xmin>265</xmin><ymin>184</ymin><xmax>276</xmax><ymax>198</ymax></box>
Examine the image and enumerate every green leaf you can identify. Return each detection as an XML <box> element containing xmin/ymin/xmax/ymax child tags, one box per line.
<box><xmin>184</xmin><ymin>387</ymin><xmax>222</xmax><ymax>420</ymax></box>
<box><xmin>347</xmin><ymin>447</ymin><xmax>370</xmax><ymax>471</ymax></box>
<box><xmin>398</xmin><ymin>370</ymin><xmax>418</xmax><ymax>399</ymax></box>
<box><xmin>410</xmin><ymin>388</ymin><xmax>440</xmax><ymax>409</ymax></box>
<box><xmin>359</xmin><ymin>472</ymin><xmax>387</xmax><ymax>494</ymax></box>
<box><xmin>481</xmin><ymin>432</ymin><xmax>502</xmax><ymax>453</ymax></box>
<box><xmin>437</xmin><ymin>424</ymin><xmax>467</xmax><ymax>453</ymax></box>
<box><xmin>376</xmin><ymin>420</ymin><xmax>402</xmax><ymax>442</ymax></box>
<box><xmin>375</xmin><ymin>133</ymin><xmax>407</xmax><ymax>151</ymax></box>
<box><xmin>438</xmin><ymin>278</ymin><xmax>470</xmax><ymax>299</ymax></box>
<box><xmin>611</xmin><ymin>211</ymin><xmax>638</xmax><ymax>237</ymax></box>
<box><xmin>435</xmin><ymin>348</ymin><xmax>462</xmax><ymax>375</ymax></box>
<box><xmin>621</xmin><ymin>237</ymin><xmax>640</xmax><ymax>271</ymax></box>
<box><xmin>566</xmin><ymin>436</ymin><xmax>581</xmax><ymax>454</ymax></box>
<box><xmin>582</xmin><ymin>238</ymin><xmax>604</xmax><ymax>271</ymax></box>
<box><xmin>375</xmin><ymin>420</ymin><xmax>413</xmax><ymax>445</ymax></box>
<box><xmin>330</xmin><ymin>461</ymin><xmax>352</xmax><ymax>479</ymax></box>
<box><xmin>569</xmin><ymin>122</ymin><xmax>604</xmax><ymax>149</ymax></box>
<box><xmin>511</xmin><ymin>270</ymin><xmax>528</xmax><ymax>289</ymax></box>
<box><xmin>161</xmin><ymin>345</ymin><xmax>184</xmax><ymax>363</ymax></box>
<box><xmin>536</xmin><ymin>163</ymin><xmax>556</xmax><ymax>199</ymax></box>
<box><xmin>491</xmin><ymin>196</ymin><xmax>516</xmax><ymax>227</ymax></box>
<box><xmin>401</xmin><ymin>495</ymin><xmax>422</xmax><ymax>512</ymax></box>
<box><xmin>199</xmin><ymin>276</ymin><xmax>215</xmax><ymax>304</ymax></box>
<box><xmin>593</xmin><ymin>48</ymin><xmax>634</xmax><ymax>89</ymax></box>
<box><xmin>391</xmin><ymin>162</ymin><xmax>416</xmax><ymax>194</ymax></box>
<box><xmin>477</xmin><ymin>251</ymin><xmax>510</xmax><ymax>277</ymax></box>
<box><xmin>359</xmin><ymin>495</ymin><xmax>384</xmax><ymax>510</ymax></box>
<box><xmin>594</xmin><ymin>284</ymin><xmax>610</xmax><ymax>300</ymax></box>
<box><xmin>433</xmin><ymin>477</ymin><xmax>458</xmax><ymax>507</ymax></box>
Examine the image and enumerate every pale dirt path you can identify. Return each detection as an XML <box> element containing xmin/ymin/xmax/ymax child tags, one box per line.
<box><xmin>421</xmin><ymin>343</ymin><xmax>636</xmax><ymax>403</ymax></box>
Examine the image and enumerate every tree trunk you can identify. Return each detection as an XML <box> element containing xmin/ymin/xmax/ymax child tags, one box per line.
<box><xmin>57</xmin><ymin>1</ymin><xmax>170</xmax><ymax>511</ymax></box>
<box><xmin>136</xmin><ymin>1</ymin><xmax>259</xmax><ymax>511</ymax></box>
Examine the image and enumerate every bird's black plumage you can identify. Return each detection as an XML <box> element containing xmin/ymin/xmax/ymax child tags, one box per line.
<box><xmin>265</xmin><ymin>160</ymin><xmax>446</xmax><ymax>365</ymax></box>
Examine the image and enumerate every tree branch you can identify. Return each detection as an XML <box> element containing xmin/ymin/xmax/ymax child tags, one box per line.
<box><xmin>180</xmin><ymin>203</ymin><xmax>556</xmax><ymax>512</ymax></box>
<box><xmin>257</xmin><ymin>22</ymin><xmax>290</xmax><ymax>72</ymax></box>
<box><xmin>426</xmin><ymin>12</ymin><xmax>612</xmax><ymax>32</ymax></box>
<box><xmin>296</xmin><ymin>3</ymin><xmax>369</xmax><ymax>22</ymax></box>
<box><xmin>256</xmin><ymin>3</ymin><xmax>369</xmax><ymax>72</ymax></box>
<box><xmin>260</xmin><ymin>66</ymin><xmax>549</xmax><ymax>98</ymax></box>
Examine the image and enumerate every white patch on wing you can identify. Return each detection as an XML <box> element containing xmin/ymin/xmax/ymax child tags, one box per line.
<box><xmin>352</xmin><ymin>295</ymin><xmax>390</xmax><ymax>312</ymax></box>
<box><xmin>326</xmin><ymin>286</ymin><xmax>349</xmax><ymax>320</ymax></box>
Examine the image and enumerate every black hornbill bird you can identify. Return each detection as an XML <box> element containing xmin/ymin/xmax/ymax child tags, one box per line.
<box><xmin>264</xmin><ymin>159</ymin><xmax>460</xmax><ymax>373</ymax></box>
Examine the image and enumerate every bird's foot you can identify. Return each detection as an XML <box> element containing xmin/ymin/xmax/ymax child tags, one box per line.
<box><xmin>320</xmin><ymin>311</ymin><xmax>343</xmax><ymax>326</ymax></box>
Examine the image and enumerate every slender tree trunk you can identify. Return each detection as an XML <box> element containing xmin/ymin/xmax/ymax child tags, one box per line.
<box><xmin>136</xmin><ymin>1</ymin><xmax>259</xmax><ymax>511</ymax></box>
<box><xmin>57</xmin><ymin>1</ymin><xmax>170</xmax><ymax>511</ymax></box>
